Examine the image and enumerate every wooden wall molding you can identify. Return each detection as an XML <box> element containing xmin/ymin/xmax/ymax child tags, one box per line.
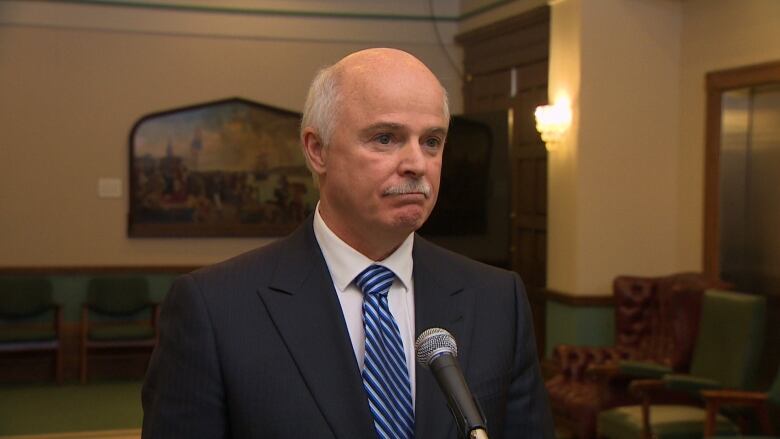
<box><xmin>539</xmin><ymin>289</ymin><xmax>613</xmax><ymax>307</ymax></box>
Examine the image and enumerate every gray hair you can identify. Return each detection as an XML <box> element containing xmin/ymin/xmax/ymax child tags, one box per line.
<box><xmin>300</xmin><ymin>64</ymin><xmax>341</xmax><ymax>149</ymax></box>
<box><xmin>300</xmin><ymin>64</ymin><xmax>340</xmax><ymax>185</ymax></box>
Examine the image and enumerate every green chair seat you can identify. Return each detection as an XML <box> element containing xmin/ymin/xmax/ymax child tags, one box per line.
<box><xmin>88</xmin><ymin>325</ymin><xmax>155</xmax><ymax>341</ymax></box>
<box><xmin>598</xmin><ymin>405</ymin><xmax>740</xmax><ymax>439</ymax></box>
<box><xmin>0</xmin><ymin>328</ymin><xmax>57</xmax><ymax>343</ymax></box>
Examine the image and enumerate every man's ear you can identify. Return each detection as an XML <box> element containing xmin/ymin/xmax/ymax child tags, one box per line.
<box><xmin>302</xmin><ymin>128</ymin><xmax>327</xmax><ymax>174</ymax></box>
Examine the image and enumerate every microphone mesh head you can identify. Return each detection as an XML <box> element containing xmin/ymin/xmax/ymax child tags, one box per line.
<box><xmin>415</xmin><ymin>327</ymin><xmax>458</xmax><ymax>368</ymax></box>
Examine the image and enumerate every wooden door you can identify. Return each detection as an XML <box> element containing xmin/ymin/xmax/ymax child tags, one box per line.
<box><xmin>457</xmin><ymin>7</ymin><xmax>550</xmax><ymax>356</ymax></box>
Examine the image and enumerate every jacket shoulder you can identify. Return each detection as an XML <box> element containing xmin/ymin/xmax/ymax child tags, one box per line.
<box><xmin>413</xmin><ymin>236</ymin><xmax>521</xmax><ymax>290</ymax></box>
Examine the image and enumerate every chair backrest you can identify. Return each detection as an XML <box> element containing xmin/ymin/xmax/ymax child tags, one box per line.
<box><xmin>87</xmin><ymin>277</ymin><xmax>150</xmax><ymax>316</ymax></box>
<box><xmin>613</xmin><ymin>276</ymin><xmax>659</xmax><ymax>351</ymax></box>
<box><xmin>655</xmin><ymin>273</ymin><xmax>731</xmax><ymax>369</ymax></box>
<box><xmin>613</xmin><ymin>273</ymin><xmax>726</xmax><ymax>370</ymax></box>
<box><xmin>689</xmin><ymin>289</ymin><xmax>766</xmax><ymax>390</ymax></box>
<box><xmin>0</xmin><ymin>277</ymin><xmax>53</xmax><ymax>318</ymax></box>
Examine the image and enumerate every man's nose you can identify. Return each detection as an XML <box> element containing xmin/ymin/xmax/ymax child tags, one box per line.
<box><xmin>399</xmin><ymin>141</ymin><xmax>427</xmax><ymax>176</ymax></box>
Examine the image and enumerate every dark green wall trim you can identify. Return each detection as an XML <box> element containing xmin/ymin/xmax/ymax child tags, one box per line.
<box><xmin>39</xmin><ymin>0</ymin><xmax>522</xmax><ymax>22</ymax></box>
<box><xmin>45</xmin><ymin>0</ymin><xmax>458</xmax><ymax>21</ymax></box>
<box><xmin>0</xmin><ymin>266</ymin><xmax>199</xmax><ymax>274</ymax></box>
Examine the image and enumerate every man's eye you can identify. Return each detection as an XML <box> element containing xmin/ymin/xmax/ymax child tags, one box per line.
<box><xmin>376</xmin><ymin>134</ymin><xmax>392</xmax><ymax>144</ymax></box>
<box><xmin>424</xmin><ymin>137</ymin><xmax>442</xmax><ymax>149</ymax></box>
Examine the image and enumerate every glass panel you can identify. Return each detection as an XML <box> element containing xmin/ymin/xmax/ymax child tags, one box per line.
<box><xmin>719</xmin><ymin>84</ymin><xmax>780</xmax><ymax>293</ymax></box>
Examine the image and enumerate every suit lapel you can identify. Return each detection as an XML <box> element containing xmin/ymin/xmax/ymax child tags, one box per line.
<box><xmin>256</xmin><ymin>220</ymin><xmax>375</xmax><ymax>439</ymax></box>
<box><xmin>412</xmin><ymin>237</ymin><xmax>477</xmax><ymax>439</ymax></box>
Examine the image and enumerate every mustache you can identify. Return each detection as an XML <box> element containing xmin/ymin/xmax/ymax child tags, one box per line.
<box><xmin>382</xmin><ymin>180</ymin><xmax>432</xmax><ymax>198</ymax></box>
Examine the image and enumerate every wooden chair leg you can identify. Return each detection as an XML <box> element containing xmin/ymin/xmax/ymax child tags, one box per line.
<box><xmin>80</xmin><ymin>345</ymin><xmax>88</xmax><ymax>384</ymax></box>
<box><xmin>80</xmin><ymin>305</ymin><xmax>88</xmax><ymax>384</ymax></box>
<box><xmin>640</xmin><ymin>395</ymin><xmax>652</xmax><ymax>439</ymax></box>
<box><xmin>704</xmin><ymin>399</ymin><xmax>719</xmax><ymax>437</ymax></box>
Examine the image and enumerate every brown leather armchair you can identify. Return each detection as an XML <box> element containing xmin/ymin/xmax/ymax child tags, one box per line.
<box><xmin>545</xmin><ymin>273</ymin><xmax>728</xmax><ymax>439</ymax></box>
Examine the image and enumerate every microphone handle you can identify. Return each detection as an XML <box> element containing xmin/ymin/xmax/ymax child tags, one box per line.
<box><xmin>429</xmin><ymin>353</ymin><xmax>488</xmax><ymax>439</ymax></box>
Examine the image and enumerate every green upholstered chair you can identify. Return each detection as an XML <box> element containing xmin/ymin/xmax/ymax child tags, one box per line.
<box><xmin>702</xmin><ymin>364</ymin><xmax>780</xmax><ymax>437</ymax></box>
<box><xmin>0</xmin><ymin>277</ymin><xmax>63</xmax><ymax>383</ymax></box>
<box><xmin>597</xmin><ymin>289</ymin><xmax>767</xmax><ymax>439</ymax></box>
<box><xmin>80</xmin><ymin>276</ymin><xmax>158</xmax><ymax>383</ymax></box>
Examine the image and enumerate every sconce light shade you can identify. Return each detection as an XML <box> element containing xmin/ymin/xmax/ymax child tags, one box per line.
<box><xmin>534</xmin><ymin>101</ymin><xmax>572</xmax><ymax>146</ymax></box>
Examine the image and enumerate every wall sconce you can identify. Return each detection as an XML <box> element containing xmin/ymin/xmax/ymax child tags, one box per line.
<box><xmin>534</xmin><ymin>99</ymin><xmax>572</xmax><ymax>148</ymax></box>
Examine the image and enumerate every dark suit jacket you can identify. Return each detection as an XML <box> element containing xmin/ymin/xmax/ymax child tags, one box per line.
<box><xmin>142</xmin><ymin>217</ymin><xmax>554</xmax><ymax>438</ymax></box>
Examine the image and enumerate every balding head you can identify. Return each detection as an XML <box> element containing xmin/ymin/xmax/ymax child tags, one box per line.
<box><xmin>301</xmin><ymin>49</ymin><xmax>450</xmax><ymax>168</ymax></box>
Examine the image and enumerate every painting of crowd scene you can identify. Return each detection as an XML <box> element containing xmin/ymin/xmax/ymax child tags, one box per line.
<box><xmin>129</xmin><ymin>98</ymin><xmax>317</xmax><ymax>237</ymax></box>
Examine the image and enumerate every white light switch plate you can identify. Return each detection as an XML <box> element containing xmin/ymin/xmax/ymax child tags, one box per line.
<box><xmin>98</xmin><ymin>178</ymin><xmax>123</xmax><ymax>198</ymax></box>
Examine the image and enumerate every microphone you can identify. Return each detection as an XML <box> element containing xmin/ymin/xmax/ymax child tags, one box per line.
<box><xmin>415</xmin><ymin>328</ymin><xmax>489</xmax><ymax>439</ymax></box>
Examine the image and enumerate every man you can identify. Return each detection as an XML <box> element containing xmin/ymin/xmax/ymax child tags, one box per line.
<box><xmin>142</xmin><ymin>48</ymin><xmax>554</xmax><ymax>439</ymax></box>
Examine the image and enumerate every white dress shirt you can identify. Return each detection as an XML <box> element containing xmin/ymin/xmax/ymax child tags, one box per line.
<box><xmin>312</xmin><ymin>204</ymin><xmax>417</xmax><ymax>407</ymax></box>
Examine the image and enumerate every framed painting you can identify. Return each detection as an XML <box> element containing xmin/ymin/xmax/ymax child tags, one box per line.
<box><xmin>128</xmin><ymin>98</ymin><xmax>317</xmax><ymax>237</ymax></box>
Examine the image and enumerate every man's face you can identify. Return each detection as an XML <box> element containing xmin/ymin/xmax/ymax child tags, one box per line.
<box><xmin>317</xmin><ymin>65</ymin><xmax>448</xmax><ymax>250</ymax></box>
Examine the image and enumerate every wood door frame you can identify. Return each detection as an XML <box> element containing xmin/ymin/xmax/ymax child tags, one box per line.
<box><xmin>703</xmin><ymin>60</ymin><xmax>780</xmax><ymax>278</ymax></box>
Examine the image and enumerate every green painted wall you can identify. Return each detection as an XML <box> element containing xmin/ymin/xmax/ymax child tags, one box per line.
<box><xmin>545</xmin><ymin>300</ymin><xmax>614</xmax><ymax>358</ymax></box>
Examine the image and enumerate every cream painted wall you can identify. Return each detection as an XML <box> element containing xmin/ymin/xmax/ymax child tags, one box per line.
<box><xmin>0</xmin><ymin>1</ymin><xmax>462</xmax><ymax>266</ymax></box>
<box><xmin>676</xmin><ymin>0</ymin><xmax>780</xmax><ymax>271</ymax></box>
<box><xmin>546</xmin><ymin>0</ymin><xmax>581</xmax><ymax>294</ymax></box>
<box><xmin>547</xmin><ymin>0</ymin><xmax>682</xmax><ymax>295</ymax></box>
<box><xmin>547</xmin><ymin>0</ymin><xmax>780</xmax><ymax>295</ymax></box>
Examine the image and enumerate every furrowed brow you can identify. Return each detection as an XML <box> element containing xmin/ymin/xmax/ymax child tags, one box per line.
<box><xmin>359</xmin><ymin>122</ymin><xmax>405</xmax><ymax>135</ymax></box>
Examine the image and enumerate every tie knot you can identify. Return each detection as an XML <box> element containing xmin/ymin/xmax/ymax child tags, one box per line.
<box><xmin>355</xmin><ymin>264</ymin><xmax>395</xmax><ymax>297</ymax></box>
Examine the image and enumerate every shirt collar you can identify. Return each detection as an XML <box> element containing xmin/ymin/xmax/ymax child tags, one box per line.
<box><xmin>313</xmin><ymin>202</ymin><xmax>414</xmax><ymax>292</ymax></box>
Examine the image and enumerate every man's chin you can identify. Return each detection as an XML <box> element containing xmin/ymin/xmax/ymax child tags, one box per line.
<box><xmin>389</xmin><ymin>207</ymin><xmax>430</xmax><ymax>231</ymax></box>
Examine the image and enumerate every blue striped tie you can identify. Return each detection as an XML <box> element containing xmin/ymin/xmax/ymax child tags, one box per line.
<box><xmin>356</xmin><ymin>264</ymin><xmax>414</xmax><ymax>439</ymax></box>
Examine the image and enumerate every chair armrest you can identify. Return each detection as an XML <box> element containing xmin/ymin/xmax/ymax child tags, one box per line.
<box><xmin>663</xmin><ymin>373</ymin><xmax>722</xmax><ymax>395</ymax></box>
<box><xmin>587</xmin><ymin>363</ymin><xmax>621</xmax><ymax>379</ymax></box>
<box><xmin>700</xmin><ymin>390</ymin><xmax>773</xmax><ymax>437</ymax></box>
<box><xmin>629</xmin><ymin>379</ymin><xmax>667</xmax><ymax>399</ymax></box>
<box><xmin>700</xmin><ymin>389</ymin><xmax>768</xmax><ymax>405</ymax></box>
<box><xmin>618</xmin><ymin>360</ymin><xmax>673</xmax><ymax>379</ymax></box>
